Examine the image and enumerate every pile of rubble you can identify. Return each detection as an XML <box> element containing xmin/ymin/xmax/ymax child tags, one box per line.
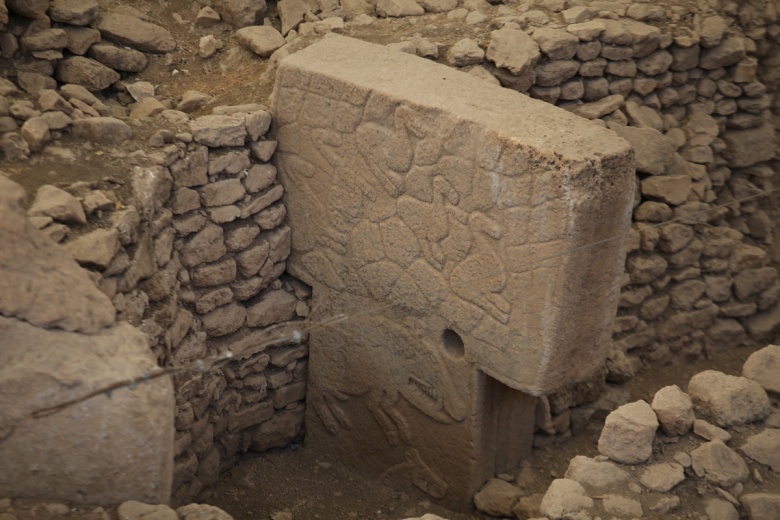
<box><xmin>470</xmin><ymin>344</ymin><xmax>780</xmax><ymax>520</ymax></box>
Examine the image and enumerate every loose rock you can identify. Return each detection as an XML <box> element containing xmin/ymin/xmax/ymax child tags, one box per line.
<box><xmin>540</xmin><ymin>479</ymin><xmax>593</xmax><ymax>520</ymax></box>
<box><xmin>651</xmin><ymin>384</ymin><xmax>695</xmax><ymax>436</ymax></box>
<box><xmin>691</xmin><ymin>440</ymin><xmax>749</xmax><ymax>487</ymax></box>
<box><xmin>742</xmin><ymin>345</ymin><xmax>780</xmax><ymax>394</ymax></box>
<box><xmin>688</xmin><ymin>370</ymin><xmax>771</xmax><ymax>426</ymax></box>
<box><xmin>598</xmin><ymin>400</ymin><xmax>658</xmax><ymax>464</ymax></box>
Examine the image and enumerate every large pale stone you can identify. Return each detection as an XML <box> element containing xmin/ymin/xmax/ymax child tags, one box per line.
<box><xmin>0</xmin><ymin>318</ymin><xmax>174</xmax><ymax>504</ymax></box>
<box><xmin>564</xmin><ymin>456</ymin><xmax>629</xmax><ymax>492</ymax></box>
<box><xmin>486</xmin><ymin>26</ymin><xmax>541</xmax><ymax>75</ymax></box>
<box><xmin>688</xmin><ymin>370</ymin><xmax>771</xmax><ymax>426</ymax></box>
<box><xmin>742</xmin><ymin>345</ymin><xmax>780</xmax><ymax>394</ymax></box>
<box><xmin>691</xmin><ymin>440</ymin><xmax>749</xmax><ymax>487</ymax></box>
<box><xmin>598</xmin><ymin>400</ymin><xmax>658</xmax><ymax>464</ymax></box>
<box><xmin>0</xmin><ymin>178</ymin><xmax>114</xmax><ymax>334</ymax></box>
<box><xmin>651</xmin><ymin>384</ymin><xmax>694</xmax><ymax>436</ymax></box>
<box><xmin>739</xmin><ymin>429</ymin><xmax>780</xmax><ymax>472</ymax></box>
<box><xmin>272</xmin><ymin>35</ymin><xmax>633</xmax><ymax>507</ymax></box>
<box><xmin>540</xmin><ymin>479</ymin><xmax>593</xmax><ymax>519</ymax></box>
<box><xmin>96</xmin><ymin>12</ymin><xmax>175</xmax><ymax>53</ymax></box>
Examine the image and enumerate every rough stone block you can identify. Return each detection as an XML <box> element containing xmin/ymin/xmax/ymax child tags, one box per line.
<box><xmin>1</xmin><ymin>178</ymin><xmax>114</xmax><ymax>334</ymax></box>
<box><xmin>272</xmin><ymin>35</ymin><xmax>633</xmax><ymax>506</ymax></box>
<box><xmin>0</xmin><ymin>319</ymin><xmax>173</xmax><ymax>504</ymax></box>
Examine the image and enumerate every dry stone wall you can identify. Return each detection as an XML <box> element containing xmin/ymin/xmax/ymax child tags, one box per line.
<box><xmin>1</xmin><ymin>95</ymin><xmax>308</xmax><ymax>504</ymax></box>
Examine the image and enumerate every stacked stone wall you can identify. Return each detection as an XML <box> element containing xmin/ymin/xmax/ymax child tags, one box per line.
<box><xmin>3</xmin><ymin>102</ymin><xmax>309</xmax><ymax>504</ymax></box>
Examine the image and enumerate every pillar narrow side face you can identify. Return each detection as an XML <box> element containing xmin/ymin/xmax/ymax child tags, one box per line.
<box><xmin>272</xmin><ymin>36</ymin><xmax>634</xmax><ymax>505</ymax></box>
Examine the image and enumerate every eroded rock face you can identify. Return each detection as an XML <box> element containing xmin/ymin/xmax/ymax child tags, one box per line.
<box><xmin>0</xmin><ymin>177</ymin><xmax>114</xmax><ymax>333</ymax></box>
<box><xmin>273</xmin><ymin>35</ymin><xmax>633</xmax><ymax>506</ymax></box>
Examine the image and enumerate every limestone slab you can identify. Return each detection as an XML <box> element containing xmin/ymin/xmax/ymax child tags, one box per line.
<box><xmin>272</xmin><ymin>35</ymin><xmax>633</xmax><ymax>506</ymax></box>
<box><xmin>0</xmin><ymin>317</ymin><xmax>174</xmax><ymax>504</ymax></box>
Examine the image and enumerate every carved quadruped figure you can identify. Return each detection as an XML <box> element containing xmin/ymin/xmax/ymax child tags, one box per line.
<box><xmin>380</xmin><ymin>448</ymin><xmax>449</xmax><ymax>499</ymax></box>
<box><xmin>311</xmin><ymin>314</ymin><xmax>468</xmax><ymax>444</ymax></box>
<box><xmin>448</xmin><ymin>214</ymin><xmax>510</xmax><ymax>325</ymax></box>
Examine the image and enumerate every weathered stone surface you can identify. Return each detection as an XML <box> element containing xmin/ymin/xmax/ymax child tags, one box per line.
<box><xmin>743</xmin><ymin>345</ymin><xmax>780</xmax><ymax>394</ymax></box>
<box><xmin>694</xmin><ymin>419</ymin><xmax>731</xmax><ymax>443</ymax></box>
<box><xmin>445</xmin><ymin>38</ymin><xmax>484</xmax><ymax>67</ymax></box>
<box><xmin>56</xmin><ymin>56</ymin><xmax>120</xmax><ymax>91</ymax></box>
<box><xmin>691</xmin><ymin>440</ymin><xmax>749</xmax><ymax>487</ymax></box>
<box><xmin>651</xmin><ymin>385</ymin><xmax>694</xmax><ymax>436</ymax></box>
<box><xmin>473</xmin><ymin>478</ymin><xmax>521</xmax><ymax>516</ymax></box>
<box><xmin>603</xmin><ymin>494</ymin><xmax>643</xmax><ymax>518</ymax></box>
<box><xmin>540</xmin><ymin>479</ymin><xmax>593</xmax><ymax>519</ymax></box>
<box><xmin>21</xmin><ymin>29</ymin><xmax>68</xmax><ymax>52</ymax></box>
<box><xmin>50</xmin><ymin>0</ymin><xmax>100</xmax><ymax>26</ymax></box>
<box><xmin>721</xmin><ymin>123</ymin><xmax>776</xmax><ymax>168</ymax></box>
<box><xmin>705</xmin><ymin>498</ymin><xmax>738</xmax><ymax>520</ymax></box>
<box><xmin>72</xmin><ymin>117</ymin><xmax>132</xmax><ymax>145</ymax></box>
<box><xmin>200</xmin><ymin>179</ymin><xmax>246</xmax><ymax>207</ymax></box>
<box><xmin>641</xmin><ymin>175</ymin><xmax>692</xmax><ymax>206</ymax></box>
<box><xmin>609</xmin><ymin>125</ymin><xmax>676</xmax><ymax>175</ymax></box>
<box><xmin>376</xmin><ymin>0</ymin><xmax>424</xmax><ymax>17</ymax></box>
<box><xmin>180</xmin><ymin>224</ymin><xmax>226</xmax><ymax>268</ymax></box>
<box><xmin>598</xmin><ymin>400</ymin><xmax>658</xmax><ymax>464</ymax></box>
<box><xmin>417</xmin><ymin>0</ymin><xmax>456</xmax><ymax>13</ymax></box>
<box><xmin>62</xmin><ymin>26</ymin><xmax>101</xmax><ymax>55</ymax></box>
<box><xmin>96</xmin><ymin>12</ymin><xmax>175</xmax><ymax>53</ymax></box>
<box><xmin>534</xmin><ymin>60</ymin><xmax>579</xmax><ymax>87</ymax></box>
<box><xmin>31</xmin><ymin>188</ymin><xmax>79</xmax><ymax>225</ymax></box>
<box><xmin>118</xmin><ymin>501</ymin><xmax>177</xmax><ymax>520</ymax></box>
<box><xmin>273</xmin><ymin>35</ymin><xmax>633</xmax><ymax>507</ymax></box>
<box><xmin>64</xmin><ymin>228</ymin><xmax>120</xmax><ymax>270</ymax></box>
<box><xmin>700</xmin><ymin>34</ymin><xmax>746</xmax><ymax>70</ymax></box>
<box><xmin>486</xmin><ymin>26</ymin><xmax>541</xmax><ymax>76</ymax></box>
<box><xmin>278</xmin><ymin>0</ymin><xmax>309</xmax><ymax>34</ymax></box>
<box><xmin>246</xmin><ymin>290</ymin><xmax>297</xmax><ymax>328</ymax></box>
<box><xmin>201</xmin><ymin>303</ymin><xmax>246</xmax><ymax>337</ymax></box>
<box><xmin>688</xmin><ymin>370</ymin><xmax>771</xmax><ymax>426</ymax></box>
<box><xmin>1</xmin><ymin>179</ymin><xmax>114</xmax><ymax>334</ymax></box>
<box><xmin>564</xmin><ymin>455</ymin><xmax>629</xmax><ymax>492</ymax></box>
<box><xmin>0</xmin><ymin>317</ymin><xmax>173</xmax><ymax>504</ymax></box>
<box><xmin>532</xmin><ymin>28</ymin><xmax>578</xmax><ymax>60</ymax></box>
<box><xmin>6</xmin><ymin>0</ymin><xmax>48</xmax><ymax>18</ymax></box>
<box><xmin>627</xmin><ymin>253</ymin><xmax>667</xmax><ymax>284</ymax></box>
<box><xmin>640</xmin><ymin>462</ymin><xmax>685</xmax><ymax>492</ymax></box>
<box><xmin>191</xmin><ymin>115</ymin><xmax>247</xmax><ymax>147</ymax></box>
<box><xmin>191</xmin><ymin>258</ymin><xmax>236</xmax><ymax>287</ymax></box>
<box><xmin>236</xmin><ymin>26</ymin><xmax>285</xmax><ymax>57</ymax></box>
<box><xmin>214</xmin><ymin>0</ymin><xmax>267</xmax><ymax>27</ymax></box>
<box><xmin>89</xmin><ymin>43</ymin><xmax>147</xmax><ymax>72</ymax></box>
<box><xmin>740</xmin><ymin>494</ymin><xmax>780</xmax><ymax>520</ymax></box>
<box><xmin>739</xmin><ymin>429</ymin><xmax>780</xmax><ymax>472</ymax></box>
<box><xmin>571</xmin><ymin>94</ymin><xmax>624</xmax><ymax>119</ymax></box>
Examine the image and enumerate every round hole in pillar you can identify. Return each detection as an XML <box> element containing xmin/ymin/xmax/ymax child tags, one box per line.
<box><xmin>441</xmin><ymin>329</ymin><xmax>465</xmax><ymax>358</ymax></box>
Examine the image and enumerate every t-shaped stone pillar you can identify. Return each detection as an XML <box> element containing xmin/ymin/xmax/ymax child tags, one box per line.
<box><xmin>272</xmin><ymin>35</ymin><xmax>634</xmax><ymax>508</ymax></box>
